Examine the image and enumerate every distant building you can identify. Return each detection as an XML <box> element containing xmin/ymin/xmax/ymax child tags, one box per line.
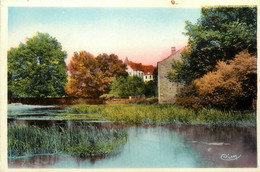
<box><xmin>157</xmin><ymin>47</ymin><xmax>185</xmax><ymax>103</ymax></box>
<box><xmin>124</xmin><ymin>57</ymin><xmax>155</xmax><ymax>82</ymax></box>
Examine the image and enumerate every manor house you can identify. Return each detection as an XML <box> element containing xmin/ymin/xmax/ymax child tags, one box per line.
<box><xmin>124</xmin><ymin>57</ymin><xmax>155</xmax><ymax>82</ymax></box>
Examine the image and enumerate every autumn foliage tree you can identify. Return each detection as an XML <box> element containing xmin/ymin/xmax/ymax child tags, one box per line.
<box><xmin>175</xmin><ymin>50</ymin><xmax>256</xmax><ymax>110</ymax></box>
<box><xmin>65</xmin><ymin>51</ymin><xmax>127</xmax><ymax>98</ymax></box>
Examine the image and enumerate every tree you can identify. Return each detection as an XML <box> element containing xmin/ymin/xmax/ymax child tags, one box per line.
<box><xmin>176</xmin><ymin>50</ymin><xmax>256</xmax><ymax>110</ymax></box>
<box><xmin>65</xmin><ymin>51</ymin><xmax>127</xmax><ymax>98</ymax></box>
<box><xmin>108</xmin><ymin>76</ymin><xmax>145</xmax><ymax>97</ymax></box>
<box><xmin>169</xmin><ymin>7</ymin><xmax>257</xmax><ymax>84</ymax></box>
<box><xmin>144</xmin><ymin>80</ymin><xmax>157</xmax><ymax>97</ymax></box>
<box><xmin>194</xmin><ymin>50</ymin><xmax>256</xmax><ymax>109</ymax></box>
<box><xmin>152</xmin><ymin>67</ymin><xmax>158</xmax><ymax>97</ymax></box>
<box><xmin>8</xmin><ymin>32</ymin><xmax>67</xmax><ymax>97</ymax></box>
<box><xmin>167</xmin><ymin>47</ymin><xmax>191</xmax><ymax>83</ymax></box>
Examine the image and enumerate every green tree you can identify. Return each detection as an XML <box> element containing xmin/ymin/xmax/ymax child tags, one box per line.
<box><xmin>109</xmin><ymin>76</ymin><xmax>145</xmax><ymax>97</ymax></box>
<box><xmin>65</xmin><ymin>51</ymin><xmax>127</xmax><ymax>98</ymax></box>
<box><xmin>8</xmin><ymin>32</ymin><xmax>67</xmax><ymax>97</ymax></box>
<box><xmin>152</xmin><ymin>67</ymin><xmax>158</xmax><ymax>97</ymax></box>
<box><xmin>144</xmin><ymin>80</ymin><xmax>157</xmax><ymax>97</ymax></box>
<box><xmin>169</xmin><ymin>7</ymin><xmax>257</xmax><ymax>84</ymax></box>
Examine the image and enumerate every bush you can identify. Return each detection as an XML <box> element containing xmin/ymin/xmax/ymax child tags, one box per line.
<box><xmin>176</xmin><ymin>50</ymin><xmax>256</xmax><ymax>110</ymax></box>
<box><xmin>194</xmin><ymin>50</ymin><xmax>256</xmax><ymax>110</ymax></box>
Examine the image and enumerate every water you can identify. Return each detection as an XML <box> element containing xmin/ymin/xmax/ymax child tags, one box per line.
<box><xmin>8</xmin><ymin>104</ymin><xmax>65</xmax><ymax>120</ymax></box>
<box><xmin>8</xmin><ymin>104</ymin><xmax>257</xmax><ymax>168</ymax></box>
<box><xmin>48</xmin><ymin>127</ymin><xmax>202</xmax><ymax>168</ymax></box>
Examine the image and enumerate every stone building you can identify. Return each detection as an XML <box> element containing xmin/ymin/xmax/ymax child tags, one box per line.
<box><xmin>157</xmin><ymin>47</ymin><xmax>184</xmax><ymax>103</ymax></box>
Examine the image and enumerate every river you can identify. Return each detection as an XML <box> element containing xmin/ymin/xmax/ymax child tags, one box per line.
<box><xmin>8</xmin><ymin>104</ymin><xmax>257</xmax><ymax>168</ymax></box>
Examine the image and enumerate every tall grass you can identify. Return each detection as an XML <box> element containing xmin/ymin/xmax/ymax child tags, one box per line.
<box><xmin>68</xmin><ymin>104</ymin><xmax>255</xmax><ymax>125</ymax></box>
<box><xmin>196</xmin><ymin>108</ymin><xmax>255</xmax><ymax>125</ymax></box>
<box><xmin>8</xmin><ymin>124</ymin><xmax>127</xmax><ymax>158</ymax></box>
<box><xmin>67</xmin><ymin>104</ymin><xmax>103</xmax><ymax>114</ymax></box>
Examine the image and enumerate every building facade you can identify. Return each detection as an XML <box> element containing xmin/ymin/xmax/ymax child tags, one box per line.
<box><xmin>124</xmin><ymin>57</ymin><xmax>155</xmax><ymax>82</ymax></box>
<box><xmin>157</xmin><ymin>47</ymin><xmax>184</xmax><ymax>103</ymax></box>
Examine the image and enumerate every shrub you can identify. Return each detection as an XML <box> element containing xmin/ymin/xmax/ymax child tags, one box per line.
<box><xmin>194</xmin><ymin>50</ymin><xmax>256</xmax><ymax>110</ymax></box>
<box><xmin>176</xmin><ymin>50</ymin><xmax>256</xmax><ymax>110</ymax></box>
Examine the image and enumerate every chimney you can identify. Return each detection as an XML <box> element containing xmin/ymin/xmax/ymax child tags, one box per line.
<box><xmin>171</xmin><ymin>47</ymin><xmax>176</xmax><ymax>55</ymax></box>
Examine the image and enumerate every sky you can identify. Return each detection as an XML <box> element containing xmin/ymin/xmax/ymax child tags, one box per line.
<box><xmin>8</xmin><ymin>7</ymin><xmax>201</xmax><ymax>66</ymax></box>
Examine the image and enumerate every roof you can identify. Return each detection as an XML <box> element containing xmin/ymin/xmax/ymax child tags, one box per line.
<box><xmin>157</xmin><ymin>46</ymin><xmax>186</xmax><ymax>64</ymax></box>
<box><xmin>142</xmin><ymin>65</ymin><xmax>155</xmax><ymax>75</ymax></box>
<box><xmin>129</xmin><ymin>61</ymin><xmax>143</xmax><ymax>71</ymax></box>
<box><xmin>128</xmin><ymin>61</ymin><xmax>155</xmax><ymax>75</ymax></box>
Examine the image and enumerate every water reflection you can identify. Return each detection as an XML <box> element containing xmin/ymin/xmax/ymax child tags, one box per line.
<box><xmin>8</xmin><ymin>124</ymin><xmax>257</xmax><ymax>168</ymax></box>
<box><xmin>8</xmin><ymin>104</ymin><xmax>64</xmax><ymax>116</ymax></box>
<box><xmin>8</xmin><ymin>104</ymin><xmax>257</xmax><ymax>168</ymax></box>
<box><xmin>163</xmin><ymin>125</ymin><xmax>257</xmax><ymax>167</ymax></box>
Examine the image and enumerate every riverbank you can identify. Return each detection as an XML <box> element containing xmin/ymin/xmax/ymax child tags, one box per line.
<box><xmin>8</xmin><ymin>97</ymin><xmax>152</xmax><ymax>106</ymax></box>
<box><xmin>67</xmin><ymin>104</ymin><xmax>256</xmax><ymax>126</ymax></box>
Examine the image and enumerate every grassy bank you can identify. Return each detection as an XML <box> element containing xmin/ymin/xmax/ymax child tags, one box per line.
<box><xmin>8</xmin><ymin>124</ymin><xmax>127</xmax><ymax>158</ymax></box>
<box><xmin>67</xmin><ymin>104</ymin><xmax>255</xmax><ymax>125</ymax></box>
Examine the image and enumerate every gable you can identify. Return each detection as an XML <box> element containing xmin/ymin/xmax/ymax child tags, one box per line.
<box><xmin>158</xmin><ymin>47</ymin><xmax>184</xmax><ymax>65</ymax></box>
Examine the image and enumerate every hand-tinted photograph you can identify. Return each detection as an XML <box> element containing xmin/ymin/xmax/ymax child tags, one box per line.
<box><xmin>7</xmin><ymin>4</ymin><xmax>257</xmax><ymax>168</ymax></box>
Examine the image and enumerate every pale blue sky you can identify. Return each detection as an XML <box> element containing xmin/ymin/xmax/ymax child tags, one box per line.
<box><xmin>8</xmin><ymin>7</ymin><xmax>201</xmax><ymax>66</ymax></box>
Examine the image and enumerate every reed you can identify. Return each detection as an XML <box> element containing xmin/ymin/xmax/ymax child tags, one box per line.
<box><xmin>196</xmin><ymin>108</ymin><xmax>256</xmax><ymax>125</ymax></box>
<box><xmin>67</xmin><ymin>104</ymin><xmax>103</xmax><ymax>114</ymax></box>
<box><xmin>55</xmin><ymin>113</ymin><xmax>102</xmax><ymax>120</ymax></box>
<box><xmin>67</xmin><ymin>104</ymin><xmax>255</xmax><ymax>125</ymax></box>
<box><xmin>8</xmin><ymin>124</ymin><xmax>127</xmax><ymax>158</ymax></box>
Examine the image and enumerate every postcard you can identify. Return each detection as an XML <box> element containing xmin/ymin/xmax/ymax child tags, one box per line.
<box><xmin>0</xmin><ymin>0</ymin><xmax>259</xmax><ymax>171</ymax></box>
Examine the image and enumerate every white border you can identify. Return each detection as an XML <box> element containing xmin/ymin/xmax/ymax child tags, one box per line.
<box><xmin>1</xmin><ymin>0</ymin><xmax>259</xmax><ymax>172</ymax></box>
